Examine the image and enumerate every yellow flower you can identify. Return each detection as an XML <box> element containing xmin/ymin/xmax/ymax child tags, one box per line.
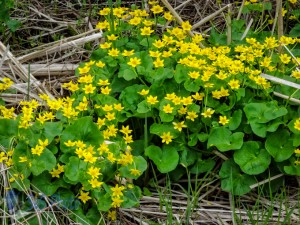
<box><xmin>78</xmin><ymin>191</ymin><xmax>91</xmax><ymax>204</ymax></box>
<box><xmin>0</xmin><ymin>152</ymin><xmax>8</xmax><ymax>163</ymax></box>
<box><xmin>130</xmin><ymin>168</ymin><xmax>141</xmax><ymax>176</ymax></box>
<box><xmin>173</xmin><ymin>121</ymin><xmax>187</xmax><ymax>132</ymax></box>
<box><xmin>111</xmin><ymin>197</ymin><xmax>124</xmax><ymax>208</ymax></box>
<box><xmin>164</xmin><ymin>12</ymin><xmax>173</xmax><ymax>21</ymax></box>
<box><xmin>114</xmin><ymin>103</ymin><xmax>124</xmax><ymax>111</ymax></box>
<box><xmin>102</xmin><ymin>104</ymin><xmax>113</xmax><ymax>112</ymax></box>
<box><xmin>108</xmin><ymin>48</ymin><xmax>120</xmax><ymax>57</ymax></box>
<box><xmin>82</xmin><ymin>84</ymin><xmax>96</xmax><ymax>94</ymax></box>
<box><xmin>147</xmin><ymin>95</ymin><xmax>159</xmax><ymax>105</ymax></box>
<box><xmin>100</xmin><ymin>42</ymin><xmax>112</xmax><ymax>49</ymax></box>
<box><xmin>201</xmin><ymin>108</ymin><xmax>215</xmax><ymax>118</ymax></box>
<box><xmin>31</xmin><ymin>145</ymin><xmax>44</xmax><ymax>156</ymax></box>
<box><xmin>181</xmin><ymin>21</ymin><xmax>192</xmax><ymax>31</ymax></box>
<box><xmin>294</xmin><ymin>118</ymin><xmax>300</xmax><ymax>131</ymax></box>
<box><xmin>128</xmin><ymin>17</ymin><xmax>142</xmax><ymax>26</ymax></box>
<box><xmin>96</xmin><ymin>118</ymin><xmax>106</xmax><ymax>129</ymax></box>
<box><xmin>178</xmin><ymin>106</ymin><xmax>187</xmax><ymax>115</ymax></box>
<box><xmin>105</xmin><ymin>112</ymin><xmax>116</xmax><ymax>121</ymax></box>
<box><xmin>150</xmin><ymin>5</ymin><xmax>163</xmax><ymax>14</ymax></box>
<box><xmin>96</xmin><ymin>61</ymin><xmax>105</xmax><ymax>68</ymax></box>
<box><xmin>163</xmin><ymin>104</ymin><xmax>173</xmax><ymax>114</ymax></box>
<box><xmin>228</xmin><ymin>79</ymin><xmax>240</xmax><ymax>89</ymax></box>
<box><xmin>99</xmin><ymin>8</ymin><xmax>110</xmax><ymax>16</ymax></box>
<box><xmin>50</xmin><ymin>169</ymin><xmax>61</xmax><ymax>178</ymax></box>
<box><xmin>127</xmin><ymin>57</ymin><xmax>141</xmax><ymax>68</ymax></box>
<box><xmin>192</xmin><ymin>92</ymin><xmax>205</xmax><ymax>101</ymax></box>
<box><xmin>294</xmin><ymin>148</ymin><xmax>300</xmax><ymax>154</ymax></box>
<box><xmin>160</xmin><ymin>132</ymin><xmax>173</xmax><ymax>144</ymax></box>
<box><xmin>219</xmin><ymin>116</ymin><xmax>230</xmax><ymax>125</ymax></box>
<box><xmin>138</xmin><ymin>89</ymin><xmax>149</xmax><ymax>95</ymax></box>
<box><xmin>87</xmin><ymin>166</ymin><xmax>101</xmax><ymax>179</ymax></box>
<box><xmin>19</xmin><ymin>156</ymin><xmax>28</xmax><ymax>163</ymax></box>
<box><xmin>153</xmin><ymin>40</ymin><xmax>165</xmax><ymax>48</ymax></box>
<box><xmin>111</xmin><ymin>184</ymin><xmax>125</xmax><ymax>198</ymax></box>
<box><xmin>120</xmin><ymin>125</ymin><xmax>132</xmax><ymax>135</ymax></box>
<box><xmin>153</xmin><ymin>58</ymin><xmax>164</xmax><ymax>68</ymax></box>
<box><xmin>89</xmin><ymin>179</ymin><xmax>103</xmax><ymax>188</ymax></box>
<box><xmin>279</xmin><ymin>54</ymin><xmax>291</xmax><ymax>64</ymax></box>
<box><xmin>186</xmin><ymin>111</ymin><xmax>198</xmax><ymax>121</ymax></box>
<box><xmin>289</xmin><ymin>0</ymin><xmax>297</xmax><ymax>4</ymax></box>
<box><xmin>107</xmin><ymin>210</ymin><xmax>117</xmax><ymax>221</ymax></box>
<box><xmin>101</xmin><ymin>86</ymin><xmax>111</xmax><ymax>95</ymax></box>
<box><xmin>98</xmin><ymin>79</ymin><xmax>110</xmax><ymax>86</ymax></box>
<box><xmin>123</xmin><ymin>135</ymin><xmax>133</xmax><ymax>144</ymax></box>
<box><xmin>165</xmin><ymin>93</ymin><xmax>176</xmax><ymax>100</ymax></box>
<box><xmin>291</xmin><ymin>71</ymin><xmax>300</xmax><ymax>79</ymax></box>
<box><xmin>122</xmin><ymin>50</ymin><xmax>135</xmax><ymax>57</ymax></box>
<box><xmin>188</xmin><ymin>71</ymin><xmax>200</xmax><ymax>79</ymax></box>
<box><xmin>107</xmin><ymin>34</ymin><xmax>118</xmax><ymax>41</ymax></box>
<box><xmin>149</xmin><ymin>50</ymin><xmax>161</xmax><ymax>58</ymax></box>
<box><xmin>140</xmin><ymin>27</ymin><xmax>154</xmax><ymax>36</ymax></box>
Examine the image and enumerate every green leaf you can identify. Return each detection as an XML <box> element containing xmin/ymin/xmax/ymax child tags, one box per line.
<box><xmin>30</xmin><ymin>149</ymin><xmax>56</xmax><ymax>176</ymax></box>
<box><xmin>64</xmin><ymin>156</ymin><xmax>87</xmax><ymax>183</ymax></box>
<box><xmin>229</xmin><ymin>110</ymin><xmax>242</xmax><ymax>130</ymax></box>
<box><xmin>118</xmin><ymin>64</ymin><xmax>137</xmax><ymax>81</ymax></box>
<box><xmin>137</xmin><ymin>100</ymin><xmax>151</xmax><ymax>114</ymax></box>
<box><xmin>207</xmin><ymin>127</ymin><xmax>244</xmax><ymax>152</ymax></box>
<box><xmin>265</xmin><ymin>129</ymin><xmax>294</xmax><ymax>162</ymax></box>
<box><xmin>152</xmin><ymin>68</ymin><xmax>173</xmax><ymax>81</ymax></box>
<box><xmin>145</xmin><ymin>145</ymin><xmax>179</xmax><ymax>173</ymax></box>
<box><xmin>288</xmin><ymin>118</ymin><xmax>300</xmax><ymax>135</ymax></box>
<box><xmin>60</xmin><ymin>117</ymin><xmax>103</xmax><ymax>153</ymax></box>
<box><xmin>0</xmin><ymin>119</ymin><xmax>18</xmax><ymax>148</ymax></box>
<box><xmin>150</xmin><ymin>123</ymin><xmax>180</xmax><ymax>137</ymax></box>
<box><xmin>43</xmin><ymin>121</ymin><xmax>63</xmax><ymax>142</ymax></box>
<box><xmin>184</xmin><ymin>79</ymin><xmax>201</xmax><ymax>92</ymax></box>
<box><xmin>290</xmin><ymin>24</ymin><xmax>300</xmax><ymax>37</ymax></box>
<box><xmin>190</xmin><ymin>159</ymin><xmax>215</xmax><ymax>174</ymax></box>
<box><xmin>93</xmin><ymin>189</ymin><xmax>112</xmax><ymax>211</ymax></box>
<box><xmin>31</xmin><ymin>172</ymin><xmax>69</xmax><ymax>196</ymax></box>
<box><xmin>219</xmin><ymin>159</ymin><xmax>255</xmax><ymax>195</ymax></box>
<box><xmin>6</xmin><ymin>19</ymin><xmax>21</xmax><ymax>32</ymax></box>
<box><xmin>234</xmin><ymin>141</ymin><xmax>271</xmax><ymax>175</ymax></box>
<box><xmin>180</xmin><ymin>148</ymin><xmax>198</xmax><ymax>168</ymax></box>
<box><xmin>119</xmin><ymin>156</ymin><xmax>147</xmax><ymax>179</ymax></box>
<box><xmin>122</xmin><ymin>186</ymin><xmax>142</xmax><ymax>208</ymax></box>
<box><xmin>174</xmin><ymin>64</ymin><xmax>188</xmax><ymax>83</ymax></box>
<box><xmin>198</xmin><ymin>132</ymin><xmax>208</xmax><ymax>142</ymax></box>
<box><xmin>244</xmin><ymin>102</ymin><xmax>287</xmax><ymax>123</ymax></box>
<box><xmin>284</xmin><ymin>159</ymin><xmax>300</xmax><ymax>176</ymax></box>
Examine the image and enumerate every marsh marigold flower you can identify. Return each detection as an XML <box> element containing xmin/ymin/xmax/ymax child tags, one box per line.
<box><xmin>294</xmin><ymin>118</ymin><xmax>300</xmax><ymax>131</ymax></box>
<box><xmin>127</xmin><ymin>57</ymin><xmax>141</xmax><ymax>68</ymax></box>
<box><xmin>160</xmin><ymin>132</ymin><xmax>173</xmax><ymax>144</ymax></box>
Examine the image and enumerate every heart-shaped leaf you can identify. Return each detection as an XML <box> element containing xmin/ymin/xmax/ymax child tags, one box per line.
<box><xmin>145</xmin><ymin>145</ymin><xmax>179</xmax><ymax>173</ymax></box>
<box><xmin>234</xmin><ymin>141</ymin><xmax>271</xmax><ymax>175</ymax></box>
<box><xmin>265</xmin><ymin>129</ymin><xmax>294</xmax><ymax>162</ymax></box>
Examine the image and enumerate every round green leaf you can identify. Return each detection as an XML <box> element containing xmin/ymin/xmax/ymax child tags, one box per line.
<box><xmin>219</xmin><ymin>159</ymin><xmax>255</xmax><ymax>195</ymax></box>
<box><xmin>64</xmin><ymin>156</ymin><xmax>87</xmax><ymax>183</ymax></box>
<box><xmin>30</xmin><ymin>148</ymin><xmax>56</xmax><ymax>176</ymax></box>
<box><xmin>265</xmin><ymin>129</ymin><xmax>294</xmax><ymax>162</ymax></box>
<box><xmin>234</xmin><ymin>141</ymin><xmax>271</xmax><ymax>175</ymax></box>
<box><xmin>207</xmin><ymin>127</ymin><xmax>244</xmax><ymax>151</ymax></box>
<box><xmin>60</xmin><ymin>116</ymin><xmax>103</xmax><ymax>153</ymax></box>
<box><xmin>0</xmin><ymin>119</ymin><xmax>18</xmax><ymax>148</ymax></box>
<box><xmin>145</xmin><ymin>145</ymin><xmax>179</xmax><ymax>173</ymax></box>
<box><xmin>119</xmin><ymin>156</ymin><xmax>147</xmax><ymax>179</ymax></box>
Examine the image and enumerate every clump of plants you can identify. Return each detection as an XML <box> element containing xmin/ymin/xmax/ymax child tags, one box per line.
<box><xmin>1</xmin><ymin>1</ymin><xmax>300</xmax><ymax>223</ymax></box>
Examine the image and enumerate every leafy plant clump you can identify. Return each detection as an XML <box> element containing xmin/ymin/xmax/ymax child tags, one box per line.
<box><xmin>1</xmin><ymin>1</ymin><xmax>300</xmax><ymax>223</ymax></box>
